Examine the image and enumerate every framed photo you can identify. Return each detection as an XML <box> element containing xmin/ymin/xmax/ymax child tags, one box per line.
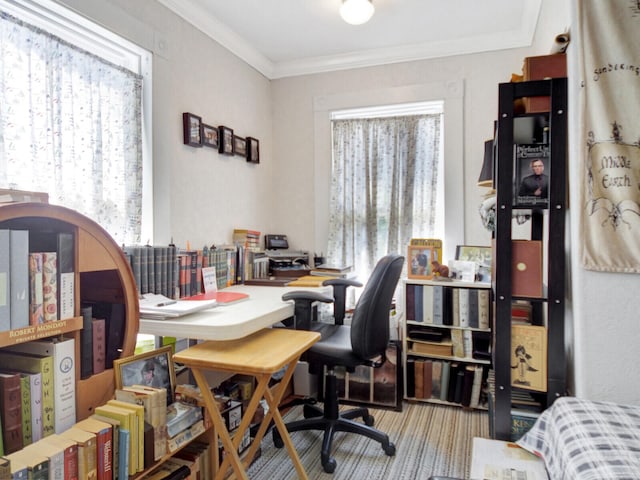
<box><xmin>114</xmin><ymin>345</ymin><xmax>176</xmax><ymax>406</ymax></box>
<box><xmin>233</xmin><ymin>135</ymin><xmax>247</xmax><ymax>158</ymax></box>
<box><xmin>455</xmin><ymin>245</ymin><xmax>492</xmax><ymax>283</ymax></box>
<box><xmin>407</xmin><ymin>245</ymin><xmax>434</xmax><ymax>279</ymax></box>
<box><xmin>201</xmin><ymin>123</ymin><xmax>219</xmax><ymax>149</ymax></box>
<box><xmin>511</xmin><ymin>324</ymin><xmax>547</xmax><ymax>392</ymax></box>
<box><xmin>218</xmin><ymin>125</ymin><xmax>234</xmax><ymax>155</ymax></box>
<box><xmin>246</xmin><ymin>137</ymin><xmax>260</xmax><ymax>164</ymax></box>
<box><xmin>513</xmin><ymin>143</ymin><xmax>550</xmax><ymax>208</ymax></box>
<box><xmin>182</xmin><ymin>112</ymin><xmax>202</xmax><ymax>147</ymax></box>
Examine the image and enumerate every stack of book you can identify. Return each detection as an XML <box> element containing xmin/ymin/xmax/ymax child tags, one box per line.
<box><xmin>310</xmin><ymin>264</ymin><xmax>353</xmax><ymax>278</ymax></box>
<box><xmin>165</xmin><ymin>402</ymin><xmax>204</xmax><ymax>454</ymax></box>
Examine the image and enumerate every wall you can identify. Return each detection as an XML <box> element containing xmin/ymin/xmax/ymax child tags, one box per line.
<box><xmin>54</xmin><ymin>0</ymin><xmax>640</xmax><ymax>404</ymax></box>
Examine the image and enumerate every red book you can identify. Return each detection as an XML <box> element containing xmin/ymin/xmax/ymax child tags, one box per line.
<box><xmin>92</xmin><ymin>318</ymin><xmax>106</xmax><ymax>374</ymax></box>
<box><xmin>186</xmin><ymin>290</ymin><xmax>249</xmax><ymax>304</ymax></box>
<box><xmin>44</xmin><ymin>434</ymin><xmax>79</xmax><ymax>480</ymax></box>
<box><xmin>75</xmin><ymin>418</ymin><xmax>113</xmax><ymax>480</ymax></box>
<box><xmin>0</xmin><ymin>372</ymin><xmax>23</xmax><ymax>453</ymax></box>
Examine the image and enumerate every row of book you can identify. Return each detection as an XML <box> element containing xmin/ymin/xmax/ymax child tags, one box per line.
<box><xmin>0</xmin><ymin>229</ymin><xmax>75</xmax><ymax>332</ymax></box>
<box><xmin>0</xmin><ymin>337</ymin><xmax>77</xmax><ymax>454</ymax></box>
<box><xmin>407</xmin><ymin>359</ymin><xmax>487</xmax><ymax>409</ymax></box>
<box><xmin>79</xmin><ymin>302</ymin><xmax>126</xmax><ymax>379</ymax></box>
<box><xmin>405</xmin><ymin>285</ymin><xmax>491</xmax><ymax>329</ymax></box>
<box><xmin>407</xmin><ymin>327</ymin><xmax>491</xmax><ymax>361</ymax></box>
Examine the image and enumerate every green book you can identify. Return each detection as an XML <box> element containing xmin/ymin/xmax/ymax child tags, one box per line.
<box><xmin>19</xmin><ymin>374</ymin><xmax>32</xmax><ymax>445</ymax></box>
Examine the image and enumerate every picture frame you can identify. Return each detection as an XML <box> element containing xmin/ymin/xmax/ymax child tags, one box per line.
<box><xmin>455</xmin><ymin>245</ymin><xmax>492</xmax><ymax>283</ymax></box>
<box><xmin>513</xmin><ymin>143</ymin><xmax>550</xmax><ymax>208</ymax></box>
<box><xmin>182</xmin><ymin>112</ymin><xmax>202</xmax><ymax>147</ymax></box>
<box><xmin>114</xmin><ymin>345</ymin><xmax>176</xmax><ymax>406</ymax></box>
<box><xmin>407</xmin><ymin>245</ymin><xmax>434</xmax><ymax>279</ymax></box>
<box><xmin>233</xmin><ymin>135</ymin><xmax>247</xmax><ymax>158</ymax></box>
<box><xmin>246</xmin><ymin>136</ymin><xmax>260</xmax><ymax>164</ymax></box>
<box><xmin>218</xmin><ymin>125</ymin><xmax>234</xmax><ymax>155</ymax></box>
<box><xmin>511</xmin><ymin>324</ymin><xmax>547</xmax><ymax>392</ymax></box>
<box><xmin>201</xmin><ymin>123</ymin><xmax>219</xmax><ymax>149</ymax></box>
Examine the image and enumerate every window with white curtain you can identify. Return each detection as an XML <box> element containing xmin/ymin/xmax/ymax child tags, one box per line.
<box><xmin>0</xmin><ymin>0</ymin><xmax>152</xmax><ymax>245</ymax></box>
<box><xmin>327</xmin><ymin>102</ymin><xmax>444</xmax><ymax>280</ymax></box>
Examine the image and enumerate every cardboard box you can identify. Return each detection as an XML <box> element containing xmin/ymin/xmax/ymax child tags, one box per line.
<box><xmin>522</xmin><ymin>53</ymin><xmax>567</xmax><ymax>113</ymax></box>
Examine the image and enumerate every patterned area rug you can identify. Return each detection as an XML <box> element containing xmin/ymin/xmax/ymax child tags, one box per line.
<box><xmin>247</xmin><ymin>402</ymin><xmax>489</xmax><ymax>479</ymax></box>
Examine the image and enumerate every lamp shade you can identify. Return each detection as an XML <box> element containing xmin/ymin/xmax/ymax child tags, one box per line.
<box><xmin>340</xmin><ymin>0</ymin><xmax>375</xmax><ymax>25</ymax></box>
<box><xmin>478</xmin><ymin>139</ymin><xmax>494</xmax><ymax>187</ymax></box>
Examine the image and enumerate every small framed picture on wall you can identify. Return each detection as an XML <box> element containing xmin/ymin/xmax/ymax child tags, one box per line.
<box><xmin>246</xmin><ymin>137</ymin><xmax>260</xmax><ymax>164</ymax></box>
<box><xmin>201</xmin><ymin>123</ymin><xmax>219</xmax><ymax>149</ymax></box>
<box><xmin>183</xmin><ymin>112</ymin><xmax>202</xmax><ymax>147</ymax></box>
<box><xmin>219</xmin><ymin>125</ymin><xmax>234</xmax><ymax>155</ymax></box>
<box><xmin>233</xmin><ymin>135</ymin><xmax>247</xmax><ymax>158</ymax></box>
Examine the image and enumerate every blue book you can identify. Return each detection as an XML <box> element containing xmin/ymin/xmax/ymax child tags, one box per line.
<box><xmin>119</xmin><ymin>428</ymin><xmax>130</xmax><ymax>479</ymax></box>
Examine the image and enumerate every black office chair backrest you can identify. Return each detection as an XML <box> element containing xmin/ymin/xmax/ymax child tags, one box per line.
<box><xmin>350</xmin><ymin>254</ymin><xmax>404</xmax><ymax>360</ymax></box>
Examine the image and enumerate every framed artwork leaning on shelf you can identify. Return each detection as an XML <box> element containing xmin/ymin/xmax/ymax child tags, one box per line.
<box><xmin>511</xmin><ymin>324</ymin><xmax>547</xmax><ymax>392</ymax></box>
<box><xmin>407</xmin><ymin>245</ymin><xmax>434</xmax><ymax>279</ymax></box>
<box><xmin>114</xmin><ymin>345</ymin><xmax>176</xmax><ymax>406</ymax></box>
<box><xmin>455</xmin><ymin>245</ymin><xmax>492</xmax><ymax>283</ymax></box>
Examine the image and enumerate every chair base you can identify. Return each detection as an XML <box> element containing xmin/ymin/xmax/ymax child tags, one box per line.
<box><xmin>272</xmin><ymin>371</ymin><xmax>396</xmax><ymax>474</ymax></box>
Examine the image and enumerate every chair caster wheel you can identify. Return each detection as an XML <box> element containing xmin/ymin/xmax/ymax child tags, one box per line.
<box><xmin>384</xmin><ymin>441</ymin><xmax>396</xmax><ymax>456</ymax></box>
<box><xmin>322</xmin><ymin>458</ymin><xmax>337</xmax><ymax>473</ymax></box>
<box><xmin>364</xmin><ymin>414</ymin><xmax>375</xmax><ymax>426</ymax></box>
<box><xmin>272</xmin><ymin>432</ymin><xmax>284</xmax><ymax>449</ymax></box>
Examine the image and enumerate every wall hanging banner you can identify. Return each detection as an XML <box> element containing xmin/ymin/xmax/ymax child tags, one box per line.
<box><xmin>579</xmin><ymin>0</ymin><xmax>640</xmax><ymax>272</ymax></box>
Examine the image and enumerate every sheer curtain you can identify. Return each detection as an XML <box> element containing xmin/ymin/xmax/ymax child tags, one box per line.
<box><xmin>328</xmin><ymin>114</ymin><xmax>441</xmax><ymax>281</ymax></box>
<box><xmin>0</xmin><ymin>11</ymin><xmax>143</xmax><ymax>245</ymax></box>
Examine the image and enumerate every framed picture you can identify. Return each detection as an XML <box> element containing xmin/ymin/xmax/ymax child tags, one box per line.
<box><xmin>182</xmin><ymin>112</ymin><xmax>202</xmax><ymax>147</ymax></box>
<box><xmin>218</xmin><ymin>125</ymin><xmax>234</xmax><ymax>155</ymax></box>
<box><xmin>201</xmin><ymin>123</ymin><xmax>219</xmax><ymax>149</ymax></box>
<box><xmin>233</xmin><ymin>135</ymin><xmax>247</xmax><ymax>158</ymax></box>
<box><xmin>407</xmin><ymin>245</ymin><xmax>434</xmax><ymax>279</ymax></box>
<box><xmin>246</xmin><ymin>137</ymin><xmax>260</xmax><ymax>164</ymax></box>
<box><xmin>513</xmin><ymin>143</ymin><xmax>550</xmax><ymax>208</ymax></box>
<box><xmin>511</xmin><ymin>324</ymin><xmax>547</xmax><ymax>392</ymax></box>
<box><xmin>114</xmin><ymin>345</ymin><xmax>176</xmax><ymax>406</ymax></box>
<box><xmin>455</xmin><ymin>245</ymin><xmax>492</xmax><ymax>283</ymax></box>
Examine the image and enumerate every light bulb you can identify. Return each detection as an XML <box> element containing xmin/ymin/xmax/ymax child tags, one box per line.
<box><xmin>340</xmin><ymin>0</ymin><xmax>375</xmax><ymax>25</ymax></box>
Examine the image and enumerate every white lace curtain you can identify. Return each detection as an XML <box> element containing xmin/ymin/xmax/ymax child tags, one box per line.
<box><xmin>328</xmin><ymin>114</ymin><xmax>441</xmax><ymax>279</ymax></box>
<box><xmin>0</xmin><ymin>11</ymin><xmax>143</xmax><ymax>245</ymax></box>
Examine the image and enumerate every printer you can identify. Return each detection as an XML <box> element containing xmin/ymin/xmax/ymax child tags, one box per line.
<box><xmin>264</xmin><ymin>234</ymin><xmax>309</xmax><ymax>275</ymax></box>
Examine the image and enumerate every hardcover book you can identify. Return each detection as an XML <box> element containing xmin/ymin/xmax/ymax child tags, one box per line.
<box><xmin>0</xmin><ymin>230</ymin><xmax>10</xmax><ymax>331</ymax></box>
<box><xmin>5</xmin><ymin>449</ymin><xmax>49</xmax><ymax>480</ymax></box>
<box><xmin>0</xmin><ymin>372</ymin><xmax>23</xmax><ymax>454</ymax></box>
<box><xmin>511</xmin><ymin>324</ymin><xmax>548</xmax><ymax>392</ymax></box>
<box><xmin>74</xmin><ymin>418</ymin><xmax>113</xmax><ymax>480</ymax></box>
<box><xmin>18</xmin><ymin>373</ymin><xmax>32</xmax><ymax>446</ymax></box>
<box><xmin>91</xmin><ymin>414</ymin><xmax>120</xmax><ymax>480</ymax></box>
<box><xmin>41</xmin><ymin>252</ymin><xmax>57</xmax><ymax>322</ymax></box>
<box><xmin>59</xmin><ymin>427</ymin><xmax>97</xmax><ymax>480</ymax></box>
<box><xmin>9</xmin><ymin>230</ymin><xmax>29</xmax><ymax>330</ymax></box>
<box><xmin>94</xmin><ymin>404</ymin><xmax>136</xmax><ymax>476</ymax></box>
<box><xmin>511</xmin><ymin>240</ymin><xmax>543</xmax><ymax>298</ymax></box>
<box><xmin>41</xmin><ymin>434</ymin><xmax>79</xmax><ymax>480</ymax></box>
<box><xmin>80</xmin><ymin>305</ymin><xmax>93</xmax><ymax>379</ymax></box>
<box><xmin>23</xmin><ymin>371</ymin><xmax>42</xmax><ymax>443</ymax></box>
<box><xmin>106</xmin><ymin>400</ymin><xmax>144</xmax><ymax>473</ymax></box>
<box><xmin>165</xmin><ymin>401</ymin><xmax>202</xmax><ymax>439</ymax></box>
<box><xmin>92</xmin><ymin>318</ymin><xmax>106</xmax><ymax>374</ymax></box>
<box><xmin>0</xmin><ymin>351</ymin><xmax>54</xmax><ymax>438</ymax></box>
<box><xmin>23</xmin><ymin>438</ymin><xmax>64</xmax><ymax>479</ymax></box>
<box><xmin>28</xmin><ymin>252</ymin><xmax>44</xmax><ymax>325</ymax></box>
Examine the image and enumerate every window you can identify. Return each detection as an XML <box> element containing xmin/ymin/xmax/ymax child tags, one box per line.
<box><xmin>0</xmin><ymin>0</ymin><xmax>152</xmax><ymax>245</ymax></box>
<box><xmin>327</xmin><ymin>102</ymin><xmax>444</xmax><ymax>279</ymax></box>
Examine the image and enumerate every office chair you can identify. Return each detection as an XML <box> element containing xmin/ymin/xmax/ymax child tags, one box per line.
<box><xmin>273</xmin><ymin>254</ymin><xmax>404</xmax><ymax>473</ymax></box>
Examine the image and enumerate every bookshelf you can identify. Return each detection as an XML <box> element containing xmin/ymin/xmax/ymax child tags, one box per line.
<box><xmin>402</xmin><ymin>278</ymin><xmax>492</xmax><ymax>409</ymax></box>
<box><xmin>0</xmin><ymin>202</ymin><xmax>139</xmax><ymax>422</ymax></box>
<box><xmin>491</xmin><ymin>78</ymin><xmax>568</xmax><ymax>440</ymax></box>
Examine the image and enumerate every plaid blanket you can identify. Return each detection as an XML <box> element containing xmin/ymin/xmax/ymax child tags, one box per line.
<box><xmin>517</xmin><ymin>397</ymin><xmax>640</xmax><ymax>479</ymax></box>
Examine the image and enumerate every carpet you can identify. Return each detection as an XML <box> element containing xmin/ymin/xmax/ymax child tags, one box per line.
<box><xmin>247</xmin><ymin>402</ymin><xmax>489</xmax><ymax>479</ymax></box>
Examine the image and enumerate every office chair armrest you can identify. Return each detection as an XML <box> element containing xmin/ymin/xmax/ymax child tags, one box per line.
<box><xmin>282</xmin><ymin>291</ymin><xmax>334</xmax><ymax>330</ymax></box>
<box><xmin>322</xmin><ymin>278</ymin><xmax>363</xmax><ymax>326</ymax></box>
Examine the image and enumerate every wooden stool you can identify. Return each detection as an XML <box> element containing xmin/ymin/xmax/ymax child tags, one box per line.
<box><xmin>173</xmin><ymin>328</ymin><xmax>320</xmax><ymax>480</ymax></box>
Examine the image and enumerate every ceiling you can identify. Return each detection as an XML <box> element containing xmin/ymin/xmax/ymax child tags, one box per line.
<box><xmin>156</xmin><ymin>0</ymin><xmax>542</xmax><ymax>79</ymax></box>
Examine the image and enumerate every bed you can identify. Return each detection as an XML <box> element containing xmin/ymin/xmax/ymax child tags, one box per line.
<box><xmin>516</xmin><ymin>396</ymin><xmax>640</xmax><ymax>479</ymax></box>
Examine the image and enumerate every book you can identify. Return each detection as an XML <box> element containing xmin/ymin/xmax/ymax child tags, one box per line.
<box><xmin>145</xmin><ymin>462</ymin><xmax>191</xmax><ymax>480</ymax></box>
<box><xmin>413</xmin><ymin>359</ymin><xmax>424</xmax><ymax>399</ymax></box>
<box><xmin>0</xmin><ymin>456</ymin><xmax>10</xmax><ymax>478</ymax></box>
<box><xmin>421</xmin><ymin>285</ymin><xmax>434</xmax><ymax>324</ymax></box>
<box><xmin>511</xmin><ymin>324</ymin><xmax>547</xmax><ymax>392</ymax></box>
<box><xmin>23</xmin><ymin>438</ymin><xmax>64</xmax><ymax>479</ymax></box>
<box><xmin>458</xmin><ymin>288</ymin><xmax>470</xmax><ymax>327</ymax></box>
<box><xmin>0</xmin><ymin>372</ymin><xmax>23</xmax><ymax>454</ymax></box>
<box><xmin>422</xmin><ymin>359</ymin><xmax>433</xmax><ymax>400</ymax></box>
<box><xmin>470</xmin><ymin>437</ymin><xmax>547</xmax><ymax>480</ymax></box>
<box><xmin>94</xmin><ymin>404</ymin><xmax>136</xmax><ymax>476</ymax></box>
<box><xmin>451</xmin><ymin>288</ymin><xmax>460</xmax><ymax>326</ymax></box>
<box><xmin>118</xmin><ymin>428</ymin><xmax>130</xmax><ymax>480</ymax></box>
<box><xmin>478</xmin><ymin>289</ymin><xmax>490</xmax><ymax>329</ymax></box>
<box><xmin>80</xmin><ymin>306</ymin><xmax>93</xmax><ymax>379</ymax></box>
<box><xmin>511</xmin><ymin>240</ymin><xmax>543</xmax><ymax>298</ymax></box>
<box><xmin>41</xmin><ymin>434</ymin><xmax>79</xmax><ymax>480</ymax></box>
<box><xmin>22</xmin><ymin>371</ymin><xmax>42</xmax><ymax>443</ymax></box>
<box><xmin>405</xmin><ymin>358</ymin><xmax>415</xmax><ymax>398</ymax></box>
<box><xmin>41</xmin><ymin>252</ymin><xmax>57</xmax><ymax>322</ymax></box>
<box><xmin>91</xmin><ymin>414</ymin><xmax>119</xmax><ymax>480</ymax></box>
<box><xmin>59</xmin><ymin>427</ymin><xmax>97</xmax><ymax>480</ymax></box>
<box><xmin>143</xmin><ymin>421</ymin><xmax>154</xmax><ymax>469</ymax></box>
<box><xmin>0</xmin><ymin>230</ymin><xmax>9</xmax><ymax>332</ymax></box>
<box><xmin>75</xmin><ymin>418</ymin><xmax>113</xmax><ymax>480</ymax></box>
<box><xmin>0</xmin><ymin>352</ymin><xmax>54</xmax><ymax>438</ymax></box>
<box><xmin>430</xmin><ymin>360</ymin><xmax>442</xmax><ymax>399</ymax></box>
<box><xmin>510</xmin><ymin>409</ymin><xmax>540</xmax><ymax>441</ymax></box>
<box><xmin>18</xmin><ymin>373</ymin><xmax>31</xmax><ymax>446</ymax></box>
<box><xmin>88</xmin><ymin>302</ymin><xmax>126</xmax><ymax>369</ymax></box>
<box><xmin>9</xmin><ymin>230</ymin><xmax>29</xmax><ymax>330</ymax></box>
<box><xmin>106</xmin><ymin>400</ymin><xmax>144</xmax><ymax>473</ymax></box>
<box><xmin>408</xmin><ymin>339</ymin><xmax>452</xmax><ymax>357</ymax></box>
<box><xmin>4</xmin><ymin>449</ymin><xmax>48</xmax><ymax>480</ymax></box>
<box><xmin>165</xmin><ymin>402</ymin><xmax>203</xmax><ymax>439</ymax></box>
<box><xmin>450</xmin><ymin>328</ymin><xmax>464</xmax><ymax>358</ymax></box>
<box><xmin>92</xmin><ymin>318</ymin><xmax>106</xmax><ymax>374</ymax></box>
<box><xmin>514</xmin><ymin>143</ymin><xmax>550</xmax><ymax>207</ymax></box>
<box><xmin>28</xmin><ymin>253</ymin><xmax>44</xmax><ymax>325</ymax></box>
<box><xmin>166</xmin><ymin>419</ymin><xmax>205</xmax><ymax>453</ymax></box>
<box><xmin>6</xmin><ymin>337</ymin><xmax>76</xmax><ymax>433</ymax></box>
<box><xmin>7</xmin><ymin>453</ymin><xmax>29</xmax><ymax>479</ymax></box>
<box><xmin>467</xmin><ymin>289</ymin><xmax>479</xmax><ymax>328</ymax></box>
<box><xmin>439</xmin><ymin>361</ymin><xmax>451</xmax><ymax>402</ymax></box>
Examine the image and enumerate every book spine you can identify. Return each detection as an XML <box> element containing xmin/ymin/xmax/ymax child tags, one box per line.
<box><xmin>92</xmin><ymin>319</ymin><xmax>106</xmax><ymax>375</ymax></box>
<box><xmin>0</xmin><ymin>373</ymin><xmax>23</xmax><ymax>453</ymax></box>
<box><xmin>0</xmin><ymin>230</ymin><xmax>10</xmax><ymax>332</ymax></box>
<box><xmin>432</xmin><ymin>285</ymin><xmax>443</xmax><ymax>325</ymax></box>
<box><xmin>41</xmin><ymin>252</ymin><xmax>57</xmax><ymax>322</ymax></box>
<box><xmin>29</xmin><ymin>372</ymin><xmax>43</xmax><ymax>442</ymax></box>
<box><xmin>80</xmin><ymin>306</ymin><xmax>93</xmax><ymax>379</ymax></box>
<box><xmin>118</xmin><ymin>429</ymin><xmax>129</xmax><ymax>479</ymax></box>
<box><xmin>478</xmin><ymin>289</ymin><xmax>490</xmax><ymax>329</ymax></box>
<box><xmin>9</xmin><ymin>230</ymin><xmax>29</xmax><ymax>330</ymax></box>
<box><xmin>56</xmin><ymin>233</ymin><xmax>75</xmax><ymax>320</ymax></box>
<box><xmin>19</xmin><ymin>374</ymin><xmax>32</xmax><ymax>446</ymax></box>
<box><xmin>28</xmin><ymin>253</ymin><xmax>44</xmax><ymax>325</ymax></box>
<box><xmin>166</xmin><ymin>420</ymin><xmax>205</xmax><ymax>453</ymax></box>
<box><xmin>467</xmin><ymin>289</ymin><xmax>479</xmax><ymax>328</ymax></box>
<box><xmin>458</xmin><ymin>288</ymin><xmax>469</xmax><ymax>328</ymax></box>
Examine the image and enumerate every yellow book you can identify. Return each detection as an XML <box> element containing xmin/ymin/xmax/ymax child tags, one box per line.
<box><xmin>22</xmin><ymin>439</ymin><xmax>65</xmax><ymax>479</ymax></box>
<box><xmin>59</xmin><ymin>427</ymin><xmax>98</xmax><ymax>480</ymax></box>
<box><xmin>107</xmin><ymin>399</ymin><xmax>145</xmax><ymax>473</ymax></box>
<box><xmin>94</xmin><ymin>404</ymin><xmax>136</xmax><ymax>476</ymax></box>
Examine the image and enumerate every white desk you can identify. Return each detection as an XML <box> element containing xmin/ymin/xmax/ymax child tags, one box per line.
<box><xmin>138</xmin><ymin>284</ymin><xmax>331</xmax><ymax>340</ymax></box>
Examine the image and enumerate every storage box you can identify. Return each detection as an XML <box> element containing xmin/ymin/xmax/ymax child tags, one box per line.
<box><xmin>293</xmin><ymin>361</ymin><xmax>318</xmax><ymax>397</ymax></box>
<box><xmin>221</xmin><ymin>400</ymin><xmax>242</xmax><ymax>432</ymax></box>
<box><xmin>522</xmin><ymin>53</ymin><xmax>567</xmax><ymax>113</ymax></box>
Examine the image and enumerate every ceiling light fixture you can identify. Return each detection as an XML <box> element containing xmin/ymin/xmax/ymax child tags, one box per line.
<box><xmin>340</xmin><ymin>0</ymin><xmax>375</xmax><ymax>25</ymax></box>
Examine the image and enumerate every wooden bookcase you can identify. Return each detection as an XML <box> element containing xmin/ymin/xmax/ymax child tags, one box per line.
<box><xmin>402</xmin><ymin>278</ymin><xmax>492</xmax><ymax>410</ymax></box>
<box><xmin>0</xmin><ymin>202</ymin><xmax>139</xmax><ymax>422</ymax></box>
<box><xmin>491</xmin><ymin>78</ymin><xmax>568</xmax><ymax>440</ymax></box>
